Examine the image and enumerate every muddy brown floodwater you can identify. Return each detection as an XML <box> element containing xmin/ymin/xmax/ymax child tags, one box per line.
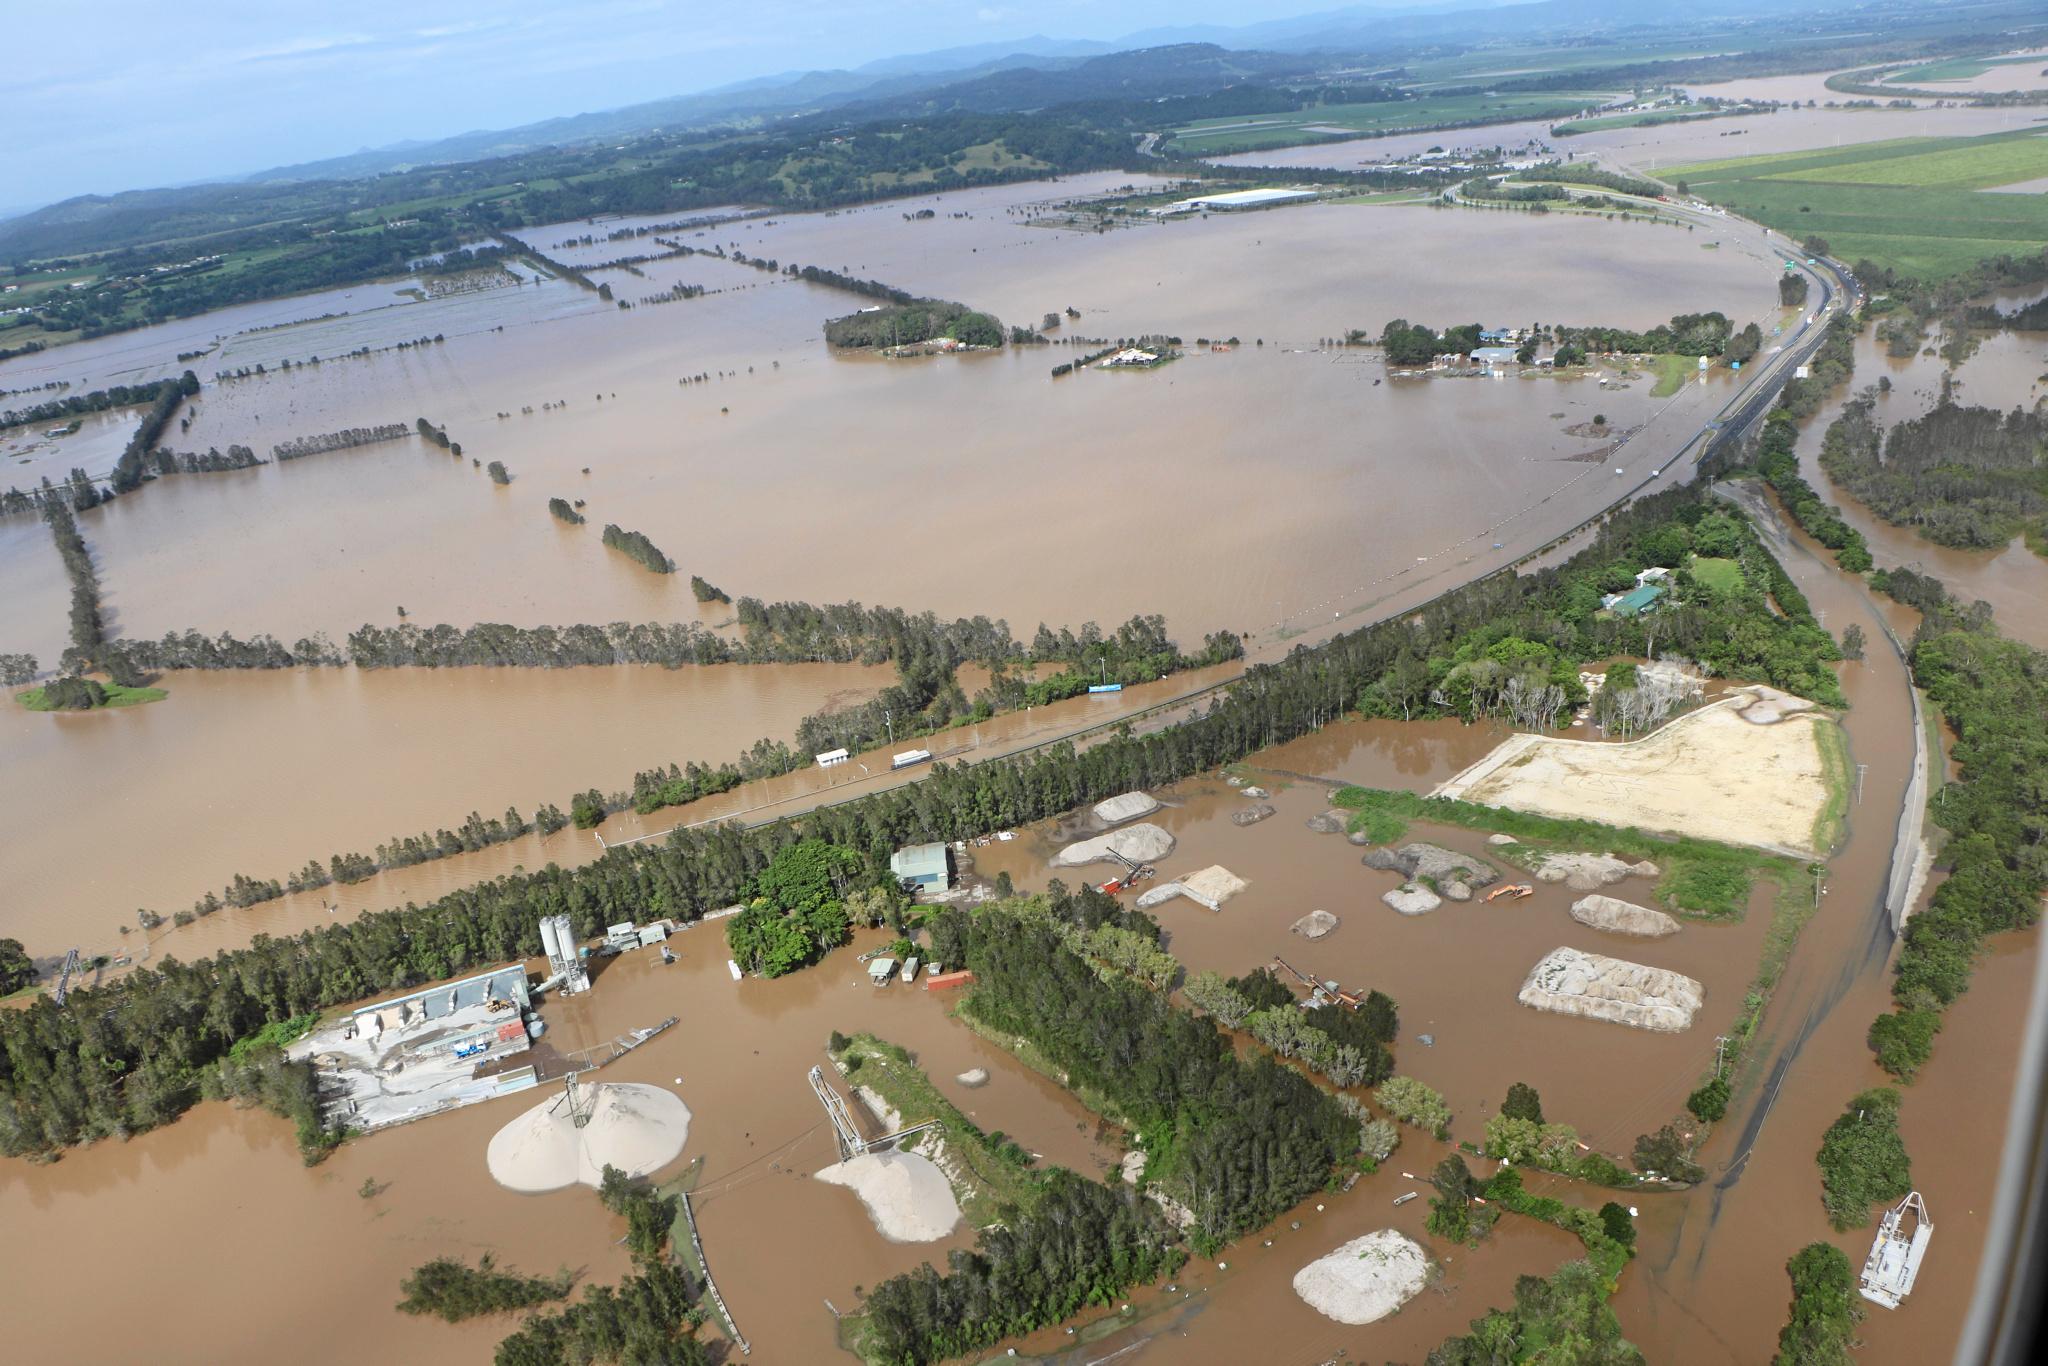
<box><xmin>0</xmin><ymin>929</ymin><xmax>1124</xmax><ymax>1366</ymax></box>
<box><xmin>1610</xmin><ymin>463</ymin><xmax>2037</xmax><ymax>1366</ymax></box>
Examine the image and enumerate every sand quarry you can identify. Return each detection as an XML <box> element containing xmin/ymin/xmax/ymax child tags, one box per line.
<box><xmin>815</xmin><ymin>1151</ymin><xmax>961</xmax><ymax>1242</ymax></box>
<box><xmin>1433</xmin><ymin>690</ymin><xmax>1837</xmax><ymax>856</ymax></box>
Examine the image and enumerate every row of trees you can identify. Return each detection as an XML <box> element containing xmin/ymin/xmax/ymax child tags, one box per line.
<box><xmin>599</xmin><ymin>524</ymin><xmax>673</xmax><ymax>574</ymax></box>
<box><xmin>492</xmin><ymin>1170</ymin><xmax>710</xmax><ymax>1364</ymax></box>
<box><xmin>273</xmin><ymin>423</ymin><xmax>410</xmax><ymax>461</ymax></box>
<box><xmin>1866</xmin><ymin>568</ymin><xmax>2048</xmax><ymax>1080</ymax></box>
<box><xmin>0</xmin><ymin>376</ymin><xmax>185</xmax><ymax>433</ymax></box>
<box><xmin>933</xmin><ymin>902</ymin><xmax>1359</xmax><ymax>1245</ymax></box>
<box><xmin>853</xmin><ymin>1170</ymin><xmax>1183</xmax><ymax>1365</ymax></box>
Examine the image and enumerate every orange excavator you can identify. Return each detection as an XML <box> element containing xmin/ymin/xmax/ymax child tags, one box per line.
<box><xmin>1484</xmin><ymin>884</ymin><xmax>1534</xmax><ymax>903</ymax></box>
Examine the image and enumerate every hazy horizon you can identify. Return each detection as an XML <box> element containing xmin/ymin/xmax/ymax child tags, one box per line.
<box><xmin>0</xmin><ymin>0</ymin><xmax>1487</xmax><ymax>214</ymax></box>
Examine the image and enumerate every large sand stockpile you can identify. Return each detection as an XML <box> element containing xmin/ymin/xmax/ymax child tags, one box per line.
<box><xmin>1055</xmin><ymin>823</ymin><xmax>1175</xmax><ymax>867</ymax></box>
<box><xmin>487</xmin><ymin>1083</ymin><xmax>692</xmax><ymax>1193</ymax></box>
<box><xmin>1519</xmin><ymin>947</ymin><xmax>1703</xmax><ymax>1032</ymax></box>
<box><xmin>1433</xmin><ymin>692</ymin><xmax>1835</xmax><ymax>855</ymax></box>
<box><xmin>815</xmin><ymin>1150</ymin><xmax>961</xmax><ymax>1242</ymax></box>
<box><xmin>1293</xmin><ymin>1230</ymin><xmax>1431</xmax><ymax>1324</ymax></box>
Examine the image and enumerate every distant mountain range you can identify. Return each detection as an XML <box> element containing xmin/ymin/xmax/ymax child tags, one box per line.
<box><xmin>229</xmin><ymin>0</ymin><xmax>1786</xmax><ymax>185</ymax></box>
<box><xmin>0</xmin><ymin>0</ymin><xmax>1865</xmax><ymax>233</ymax></box>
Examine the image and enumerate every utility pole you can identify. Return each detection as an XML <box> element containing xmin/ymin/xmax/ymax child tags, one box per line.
<box><xmin>1714</xmin><ymin>1035</ymin><xmax>1728</xmax><ymax>1078</ymax></box>
<box><xmin>884</xmin><ymin>711</ymin><xmax>893</xmax><ymax>746</ymax></box>
<box><xmin>1856</xmin><ymin>762</ymin><xmax>1868</xmax><ymax>805</ymax></box>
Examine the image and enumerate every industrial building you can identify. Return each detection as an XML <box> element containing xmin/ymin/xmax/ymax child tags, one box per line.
<box><xmin>890</xmin><ymin>842</ymin><xmax>953</xmax><ymax>892</ymax></box>
<box><xmin>291</xmin><ymin>963</ymin><xmax>543</xmax><ymax>1133</ymax></box>
<box><xmin>1153</xmin><ymin>187</ymin><xmax>1318</xmax><ymax>215</ymax></box>
<box><xmin>1470</xmin><ymin>345</ymin><xmax>1521</xmax><ymax>368</ymax></box>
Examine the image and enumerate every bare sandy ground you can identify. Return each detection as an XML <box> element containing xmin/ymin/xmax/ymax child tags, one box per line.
<box><xmin>1433</xmin><ymin>692</ymin><xmax>1836</xmax><ymax>856</ymax></box>
<box><xmin>1293</xmin><ymin>1230</ymin><xmax>1431</xmax><ymax>1323</ymax></box>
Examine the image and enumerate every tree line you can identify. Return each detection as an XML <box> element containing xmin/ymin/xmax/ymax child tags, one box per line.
<box><xmin>824</xmin><ymin>299</ymin><xmax>1004</xmax><ymax>350</ymax></box>
<box><xmin>600</xmin><ymin>524</ymin><xmax>673</xmax><ymax>574</ymax></box>
<box><xmin>929</xmin><ymin>900</ymin><xmax>1360</xmax><ymax>1246</ymax></box>
<box><xmin>273</xmin><ymin>423</ymin><xmax>411</xmax><ymax>462</ymax></box>
<box><xmin>0</xmin><ymin>376</ymin><xmax>187</xmax><ymax>434</ymax></box>
<box><xmin>1865</xmin><ymin>566</ymin><xmax>2048</xmax><ymax>1081</ymax></box>
<box><xmin>0</xmin><ymin>485</ymin><xmax>1826</xmax><ymax>1161</ymax></box>
<box><xmin>492</xmin><ymin>1169</ymin><xmax>710</xmax><ymax>1364</ymax></box>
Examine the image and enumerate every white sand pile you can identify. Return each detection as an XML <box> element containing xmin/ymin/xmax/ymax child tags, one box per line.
<box><xmin>1180</xmin><ymin>865</ymin><xmax>1248</xmax><ymax>910</ymax></box>
<box><xmin>1137</xmin><ymin>865</ymin><xmax>1247</xmax><ymax>911</ymax></box>
<box><xmin>1518</xmin><ymin>947</ymin><xmax>1703</xmax><ymax>1032</ymax></box>
<box><xmin>1055</xmin><ymin>822</ymin><xmax>1175</xmax><ymax>867</ymax></box>
<box><xmin>1294</xmin><ymin>1230</ymin><xmax>1431</xmax><ymax>1324</ymax></box>
<box><xmin>487</xmin><ymin>1083</ymin><xmax>692</xmax><ymax>1193</ymax></box>
<box><xmin>1488</xmin><ymin>833</ymin><xmax>1519</xmax><ymax>846</ymax></box>
<box><xmin>1383</xmin><ymin>883</ymin><xmax>1442</xmax><ymax>916</ymax></box>
<box><xmin>1092</xmin><ymin>791</ymin><xmax>1159</xmax><ymax>826</ymax></box>
<box><xmin>1571</xmin><ymin>894</ymin><xmax>1681</xmax><ymax>938</ymax></box>
<box><xmin>956</xmin><ymin>1068</ymin><xmax>989</xmax><ymax>1088</ymax></box>
<box><xmin>1291</xmin><ymin>910</ymin><xmax>1339</xmax><ymax>939</ymax></box>
<box><xmin>815</xmin><ymin>1150</ymin><xmax>961</xmax><ymax>1242</ymax></box>
<box><xmin>1444</xmin><ymin>880</ymin><xmax>1473</xmax><ymax>902</ymax></box>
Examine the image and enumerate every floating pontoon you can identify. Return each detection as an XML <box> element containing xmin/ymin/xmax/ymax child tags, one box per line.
<box><xmin>1859</xmin><ymin>1191</ymin><xmax>1932</xmax><ymax>1309</ymax></box>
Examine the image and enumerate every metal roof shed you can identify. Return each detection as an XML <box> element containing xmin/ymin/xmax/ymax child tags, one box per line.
<box><xmin>890</xmin><ymin>842</ymin><xmax>952</xmax><ymax>889</ymax></box>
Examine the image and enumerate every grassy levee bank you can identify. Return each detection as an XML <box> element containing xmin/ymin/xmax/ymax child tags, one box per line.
<box><xmin>15</xmin><ymin>681</ymin><xmax>166</xmax><ymax>711</ymax></box>
<box><xmin>828</xmin><ymin>1032</ymin><xmax>1045</xmax><ymax>1226</ymax></box>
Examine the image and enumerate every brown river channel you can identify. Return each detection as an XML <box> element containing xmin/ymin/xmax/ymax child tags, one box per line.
<box><xmin>1</xmin><ymin>151</ymin><xmax>2042</xmax><ymax>1365</ymax></box>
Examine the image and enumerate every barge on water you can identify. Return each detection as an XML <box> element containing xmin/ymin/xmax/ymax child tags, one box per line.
<box><xmin>1859</xmin><ymin>1191</ymin><xmax>1933</xmax><ymax>1309</ymax></box>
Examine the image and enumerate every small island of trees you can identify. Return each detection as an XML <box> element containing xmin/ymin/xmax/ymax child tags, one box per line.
<box><xmin>601</xmin><ymin>523</ymin><xmax>675</xmax><ymax>574</ymax></box>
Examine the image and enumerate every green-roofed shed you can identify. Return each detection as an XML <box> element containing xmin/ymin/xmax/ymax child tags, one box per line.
<box><xmin>891</xmin><ymin>842</ymin><xmax>952</xmax><ymax>891</ymax></box>
<box><xmin>1611</xmin><ymin>582</ymin><xmax>1666</xmax><ymax>618</ymax></box>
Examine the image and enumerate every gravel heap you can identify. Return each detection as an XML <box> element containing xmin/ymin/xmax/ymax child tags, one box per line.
<box><xmin>1091</xmin><ymin>791</ymin><xmax>1160</xmax><ymax>826</ymax></box>
<box><xmin>1291</xmin><ymin>909</ymin><xmax>1340</xmax><ymax>939</ymax></box>
<box><xmin>1293</xmin><ymin>1230</ymin><xmax>1431</xmax><ymax>1324</ymax></box>
<box><xmin>1232</xmin><ymin>804</ymin><xmax>1276</xmax><ymax>827</ymax></box>
<box><xmin>1363</xmin><ymin>842</ymin><xmax>1500</xmax><ymax>889</ymax></box>
<box><xmin>1383</xmin><ymin>883</ymin><xmax>1442</xmax><ymax>916</ymax></box>
<box><xmin>815</xmin><ymin>1150</ymin><xmax>962</xmax><ymax>1242</ymax></box>
<box><xmin>1534</xmin><ymin>851</ymin><xmax>1660</xmax><ymax>891</ymax></box>
<box><xmin>1306</xmin><ymin>811</ymin><xmax>1348</xmax><ymax>834</ymax></box>
<box><xmin>1571</xmin><ymin>894</ymin><xmax>1681</xmax><ymax>938</ymax></box>
<box><xmin>1054</xmin><ymin>822</ymin><xmax>1175</xmax><ymax>867</ymax></box>
<box><xmin>1518</xmin><ymin>947</ymin><xmax>1703</xmax><ymax>1032</ymax></box>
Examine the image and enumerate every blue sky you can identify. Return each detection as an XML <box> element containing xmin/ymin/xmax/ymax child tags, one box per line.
<box><xmin>0</xmin><ymin>1</ymin><xmax>1425</xmax><ymax>210</ymax></box>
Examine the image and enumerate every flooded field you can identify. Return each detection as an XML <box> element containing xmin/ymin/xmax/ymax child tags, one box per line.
<box><xmin>0</xmin><ymin>661</ymin><xmax>887</xmax><ymax>956</ymax></box>
<box><xmin>0</xmin><ymin>196</ymin><xmax>1777</xmax><ymax>662</ymax></box>
<box><xmin>0</xmin><ymin>933</ymin><xmax>1123</xmax><ymax>1366</ymax></box>
<box><xmin>5</xmin><ymin>660</ymin><xmax>1237</xmax><ymax>964</ymax></box>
